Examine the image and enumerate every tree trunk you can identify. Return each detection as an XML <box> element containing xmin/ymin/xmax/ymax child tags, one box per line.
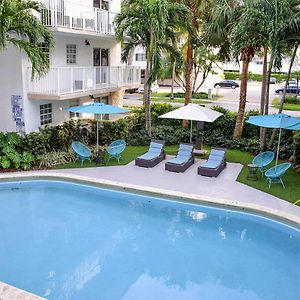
<box><xmin>259</xmin><ymin>46</ymin><xmax>268</xmax><ymax>151</ymax></box>
<box><xmin>233</xmin><ymin>52</ymin><xmax>251</xmax><ymax>139</ymax></box>
<box><xmin>144</xmin><ymin>49</ymin><xmax>152</xmax><ymax>136</ymax></box>
<box><xmin>268</xmin><ymin>44</ymin><xmax>298</xmax><ymax>148</ymax></box>
<box><xmin>184</xmin><ymin>35</ymin><xmax>193</xmax><ymax>105</ymax></box>
<box><xmin>170</xmin><ymin>60</ymin><xmax>176</xmax><ymax>100</ymax></box>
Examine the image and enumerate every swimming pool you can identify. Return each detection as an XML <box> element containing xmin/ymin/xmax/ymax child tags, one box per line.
<box><xmin>0</xmin><ymin>180</ymin><xmax>299</xmax><ymax>300</ymax></box>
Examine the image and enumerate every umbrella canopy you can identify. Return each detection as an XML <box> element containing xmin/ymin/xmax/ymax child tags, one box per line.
<box><xmin>159</xmin><ymin>104</ymin><xmax>223</xmax><ymax>143</ymax></box>
<box><xmin>158</xmin><ymin>103</ymin><xmax>222</xmax><ymax>122</ymax></box>
<box><xmin>247</xmin><ymin>113</ymin><xmax>300</xmax><ymax>129</ymax></box>
<box><xmin>66</xmin><ymin>103</ymin><xmax>130</xmax><ymax>151</ymax></box>
<box><xmin>68</xmin><ymin>103</ymin><xmax>130</xmax><ymax>114</ymax></box>
<box><xmin>247</xmin><ymin>113</ymin><xmax>300</xmax><ymax>166</ymax></box>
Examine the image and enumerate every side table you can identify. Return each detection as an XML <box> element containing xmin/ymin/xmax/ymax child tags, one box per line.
<box><xmin>247</xmin><ymin>164</ymin><xmax>258</xmax><ymax>181</ymax></box>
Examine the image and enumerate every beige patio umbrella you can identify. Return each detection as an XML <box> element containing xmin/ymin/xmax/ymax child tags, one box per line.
<box><xmin>159</xmin><ymin>103</ymin><xmax>223</xmax><ymax>143</ymax></box>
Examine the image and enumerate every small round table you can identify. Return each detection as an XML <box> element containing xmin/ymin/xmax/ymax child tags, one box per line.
<box><xmin>247</xmin><ymin>164</ymin><xmax>259</xmax><ymax>181</ymax></box>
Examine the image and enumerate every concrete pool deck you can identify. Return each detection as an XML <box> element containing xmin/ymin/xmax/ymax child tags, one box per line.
<box><xmin>1</xmin><ymin>157</ymin><xmax>300</xmax><ymax>225</ymax></box>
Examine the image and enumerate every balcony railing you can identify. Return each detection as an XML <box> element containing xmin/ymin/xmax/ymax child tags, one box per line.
<box><xmin>39</xmin><ymin>0</ymin><xmax>116</xmax><ymax>35</ymax></box>
<box><xmin>28</xmin><ymin>66</ymin><xmax>141</xmax><ymax>96</ymax></box>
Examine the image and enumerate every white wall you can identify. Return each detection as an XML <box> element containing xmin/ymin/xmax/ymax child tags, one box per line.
<box><xmin>0</xmin><ymin>47</ymin><xmax>24</xmax><ymax>132</ymax></box>
<box><xmin>50</xmin><ymin>35</ymin><xmax>120</xmax><ymax>67</ymax></box>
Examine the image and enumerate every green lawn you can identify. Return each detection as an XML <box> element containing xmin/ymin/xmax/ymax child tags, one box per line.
<box><xmin>56</xmin><ymin>146</ymin><xmax>300</xmax><ymax>204</ymax></box>
<box><xmin>150</xmin><ymin>97</ymin><xmax>212</xmax><ymax>104</ymax></box>
<box><xmin>272</xmin><ymin>97</ymin><xmax>300</xmax><ymax>112</ymax></box>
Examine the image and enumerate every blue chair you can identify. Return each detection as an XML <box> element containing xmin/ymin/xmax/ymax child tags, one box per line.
<box><xmin>107</xmin><ymin>139</ymin><xmax>126</xmax><ymax>163</ymax></box>
<box><xmin>264</xmin><ymin>162</ymin><xmax>291</xmax><ymax>188</ymax></box>
<box><xmin>71</xmin><ymin>141</ymin><xmax>92</xmax><ymax>166</ymax></box>
<box><xmin>252</xmin><ymin>151</ymin><xmax>274</xmax><ymax>174</ymax></box>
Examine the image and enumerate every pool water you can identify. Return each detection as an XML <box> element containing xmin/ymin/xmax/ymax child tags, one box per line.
<box><xmin>0</xmin><ymin>180</ymin><xmax>299</xmax><ymax>300</ymax></box>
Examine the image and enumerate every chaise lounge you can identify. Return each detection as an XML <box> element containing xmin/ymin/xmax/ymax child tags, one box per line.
<box><xmin>135</xmin><ymin>140</ymin><xmax>166</xmax><ymax>168</ymax></box>
<box><xmin>165</xmin><ymin>143</ymin><xmax>194</xmax><ymax>173</ymax></box>
<box><xmin>198</xmin><ymin>148</ymin><xmax>227</xmax><ymax>177</ymax></box>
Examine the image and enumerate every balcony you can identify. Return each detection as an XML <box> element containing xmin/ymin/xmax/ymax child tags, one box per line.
<box><xmin>28</xmin><ymin>66</ymin><xmax>141</xmax><ymax>100</ymax></box>
<box><xmin>39</xmin><ymin>0</ymin><xmax>117</xmax><ymax>36</ymax></box>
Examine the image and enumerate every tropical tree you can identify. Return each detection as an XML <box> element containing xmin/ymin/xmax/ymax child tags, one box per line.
<box><xmin>0</xmin><ymin>0</ymin><xmax>54</xmax><ymax>77</ymax></box>
<box><xmin>176</xmin><ymin>0</ymin><xmax>205</xmax><ymax>105</ymax></box>
<box><xmin>115</xmin><ymin>0</ymin><xmax>189</xmax><ymax>135</ymax></box>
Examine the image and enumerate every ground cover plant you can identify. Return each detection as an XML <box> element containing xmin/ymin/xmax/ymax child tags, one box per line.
<box><xmin>272</xmin><ymin>96</ymin><xmax>300</xmax><ymax>111</ymax></box>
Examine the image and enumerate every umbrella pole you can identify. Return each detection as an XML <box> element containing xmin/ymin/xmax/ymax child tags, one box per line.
<box><xmin>96</xmin><ymin>115</ymin><xmax>99</xmax><ymax>153</ymax></box>
<box><xmin>190</xmin><ymin>121</ymin><xmax>193</xmax><ymax>143</ymax></box>
<box><xmin>275</xmin><ymin>127</ymin><xmax>282</xmax><ymax>168</ymax></box>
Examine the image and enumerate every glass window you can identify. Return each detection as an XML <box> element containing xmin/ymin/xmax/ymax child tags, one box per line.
<box><xmin>135</xmin><ymin>53</ymin><xmax>146</xmax><ymax>61</ymax></box>
<box><xmin>66</xmin><ymin>44</ymin><xmax>77</xmax><ymax>64</ymax></box>
<box><xmin>40</xmin><ymin>103</ymin><xmax>52</xmax><ymax>126</ymax></box>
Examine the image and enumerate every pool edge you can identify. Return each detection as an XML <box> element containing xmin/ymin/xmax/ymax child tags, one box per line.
<box><xmin>0</xmin><ymin>282</ymin><xmax>46</xmax><ymax>300</ymax></box>
<box><xmin>1</xmin><ymin>172</ymin><xmax>299</xmax><ymax>229</ymax></box>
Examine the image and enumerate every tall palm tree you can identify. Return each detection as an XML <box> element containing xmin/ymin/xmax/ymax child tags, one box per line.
<box><xmin>115</xmin><ymin>0</ymin><xmax>189</xmax><ymax>135</ymax></box>
<box><xmin>0</xmin><ymin>0</ymin><xmax>54</xmax><ymax>78</ymax></box>
<box><xmin>176</xmin><ymin>0</ymin><xmax>206</xmax><ymax>105</ymax></box>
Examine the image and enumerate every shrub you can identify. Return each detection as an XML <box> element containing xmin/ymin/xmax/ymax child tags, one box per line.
<box><xmin>284</xmin><ymin>96</ymin><xmax>300</xmax><ymax>104</ymax></box>
<box><xmin>167</xmin><ymin>92</ymin><xmax>208</xmax><ymax>99</ymax></box>
<box><xmin>293</xmin><ymin>132</ymin><xmax>300</xmax><ymax>174</ymax></box>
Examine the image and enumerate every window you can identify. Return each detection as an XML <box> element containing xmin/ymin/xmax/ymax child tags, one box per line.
<box><xmin>39</xmin><ymin>42</ymin><xmax>50</xmax><ymax>63</ymax></box>
<box><xmin>69</xmin><ymin>100</ymin><xmax>80</xmax><ymax>119</ymax></box>
<box><xmin>135</xmin><ymin>53</ymin><xmax>146</xmax><ymax>61</ymax></box>
<box><xmin>40</xmin><ymin>104</ymin><xmax>52</xmax><ymax>125</ymax></box>
<box><xmin>66</xmin><ymin>44</ymin><xmax>77</xmax><ymax>64</ymax></box>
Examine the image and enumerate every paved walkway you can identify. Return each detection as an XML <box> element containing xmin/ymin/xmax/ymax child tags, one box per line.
<box><xmin>3</xmin><ymin>157</ymin><xmax>296</xmax><ymax>223</ymax></box>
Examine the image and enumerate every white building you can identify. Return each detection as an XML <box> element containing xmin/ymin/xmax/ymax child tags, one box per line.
<box><xmin>0</xmin><ymin>0</ymin><xmax>141</xmax><ymax>133</ymax></box>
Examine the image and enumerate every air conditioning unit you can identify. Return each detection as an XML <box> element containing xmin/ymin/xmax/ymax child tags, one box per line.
<box><xmin>74</xmin><ymin>80</ymin><xmax>83</xmax><ymax>90</ymax></box>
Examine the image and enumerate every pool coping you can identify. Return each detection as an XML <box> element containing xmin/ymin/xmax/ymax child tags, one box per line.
<box><xmin>1</xmin><ymin>172</ymin><xmax>300</xmax><ymax>229</ymax></box>
<box><xmin>0</xmin><ymin>171</ymin><xmax>300</xmax><ymax>300</ymax></box>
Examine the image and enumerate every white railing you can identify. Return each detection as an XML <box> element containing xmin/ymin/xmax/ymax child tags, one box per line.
<box><xmin>28</xmin><ymin>66</ymin><xmax>141</xmax><ymax>95</ymax></box>
<box><xmin>39</xmin><ymin>0</ymin><xmax>117</xmax><ymax>35</ymax></box>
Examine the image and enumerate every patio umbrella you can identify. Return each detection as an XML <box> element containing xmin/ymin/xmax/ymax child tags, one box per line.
<box><xmin>158</xmin><ymin>103</ymin><xmax>223</xmax><ymax>143</ymax></box>
<box><xmin>246</xmin><ymin>113</ymin><xmax>300</xmax><ymax>166</ymax></box>
<box><xmin>67</xmin><ymin>103</ymin><xmax>129</xmax><ymax>151</ymax></box>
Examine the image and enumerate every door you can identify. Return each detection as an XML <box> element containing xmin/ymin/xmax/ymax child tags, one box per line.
<box><xmin>94</xmin><ymin>48</ymin><xmax>109</xmax><ymax>85</ymax></box>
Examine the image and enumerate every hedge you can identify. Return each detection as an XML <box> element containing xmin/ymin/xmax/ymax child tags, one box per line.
<box><xmin>0</xmin><ymin>103</ymin><xmax>297</xmax><ymax>170</ymax></box>
<box><xmin>224</xmin><ymin>72</ymin><xmax>293</xmax><ymax>82</ymax></box>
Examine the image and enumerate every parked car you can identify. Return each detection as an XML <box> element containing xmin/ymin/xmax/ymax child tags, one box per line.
<box><xmin>270</xmin><ymin>77</ymin><xmax>277</xmax><ymax>84</ymax></box>
<box><xmin>214</xmin><ymin>80</ymin><xmax>239</xmax><ymax>89</ymax></box>
<box><xmin>275</xmin><ymin>84</ymin><xmax>300</xmax><ymax>95</ymax></box>
<box><xmin>138</xmin><ymin>82</ymin><xmax>159</xmax><ymax>93</ymax></box>
<box><xmin>125</xmin><ymin>87</ymin><xmax>138</xmax><ymax>94</ymax></box>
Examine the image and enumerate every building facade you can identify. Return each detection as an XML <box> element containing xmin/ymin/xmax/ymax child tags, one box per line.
<box><xmin>0</xmin><ymin>0</ymin><xmax>140</xmax><ymax>133</ymax></box>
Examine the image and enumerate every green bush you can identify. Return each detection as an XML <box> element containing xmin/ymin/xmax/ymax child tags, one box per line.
<box><xmin>284</xmin><ymin>96</ymin><xmax>300</xmax><ymax>104</ymax></box>
<box><xmin>166</xmin><ymin>92</ymin><xmax>208</xmax><ymax>99</ymax></box>
<box><xmin>224</xmin><ymin>72</ymin><xmax>294</xmax><ymax>82</ymax></box>
<box><xmin>293</xmin><ymin>132</ymin><xmax>300</xmax><ymax>174</ymax></box>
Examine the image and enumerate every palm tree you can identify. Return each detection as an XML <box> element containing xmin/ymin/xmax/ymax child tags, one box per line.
<box><xmin>115</xmin><ymin>0</ymin><xmax>189</xmax><ymax>135</ymax></box>
<box><xmin>0</xmin><ymin>0</ymin><xmax>54</xmax><ymax>78</ymax></box>
<box><xmin>176</xmin><ymin>0</ymin><xmax>205</xmax><ymax>105</ymax></box>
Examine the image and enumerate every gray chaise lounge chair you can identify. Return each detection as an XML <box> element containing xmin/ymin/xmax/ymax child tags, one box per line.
<box><xmin>165</xmin><ymin>143</ymin><xmax>194</xmax><ymax>173</ymax></box>
<box><xmin>198</xmin><ymin>148</ymin><xmax>227</xmax><ymax>177</ymax></box>
<box><xmin>135</xmin><ymin>140</ymin><xmax>166</xmax><ymax>168</ymax></box>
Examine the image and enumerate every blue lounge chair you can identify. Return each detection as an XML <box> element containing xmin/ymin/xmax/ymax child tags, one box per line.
<box><xmin>252</xmin><ymin>151</ymin><xmax>274</xmax><ymax>174</ymax></box>
<box><xmin>198</xmin><ymin>148</ymin><xmax>227</xmax><ymax>177</ymax></box>
<box><xmin>135</xmin><ymin>140</ymin><xmax>165</xmax><ymax>168</ymax></box>
<box><xmin>264</xmin><ymin>162</ymin><xmax>291</xmax><ymax>188</ymax></box>
<box><xmin>107</xmin><ymin>139</ymin><xmax>126</xmax><ymax>163</ymax></box>
<box><xmin>71</xmin><ymin>141</ymin><xmax>92</xmax><ymax>166</ymax></box>
<box><xmin>165</xmin><ymin>144</ymin><xmax>194</xmax><ymax>173</ymax></box>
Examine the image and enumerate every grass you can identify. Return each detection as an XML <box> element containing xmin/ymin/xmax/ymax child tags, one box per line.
<box><xmin>150</xmin><ymin>97</ymin><xmax>212</xmax><ymax>104</ymax></box>
<box><xmin>56</xmin><ymin>146</ymin><xmax>300</xmax><ymax>204</ymax></box>
<box><xmin>272</xmin><ymin>97</ymin><xmax>300</xmax><ymax>112</ymax></box>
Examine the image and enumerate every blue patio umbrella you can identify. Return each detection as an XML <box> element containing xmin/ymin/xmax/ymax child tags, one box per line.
<box><xmin>247</xmin><ymin>113</ymin><xmax>300</xmax><ymax>166</ymax></box>
<box><xmin>67</xmin><ymin>103</ymin><xmax>130</xmax><ymax>151</ymax></box>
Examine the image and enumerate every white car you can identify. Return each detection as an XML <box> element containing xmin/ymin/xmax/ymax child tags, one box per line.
<box><xmin>138</xmin><ymin>82</ymin><xmax>159</xmax><ymax>93</ymax></box>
